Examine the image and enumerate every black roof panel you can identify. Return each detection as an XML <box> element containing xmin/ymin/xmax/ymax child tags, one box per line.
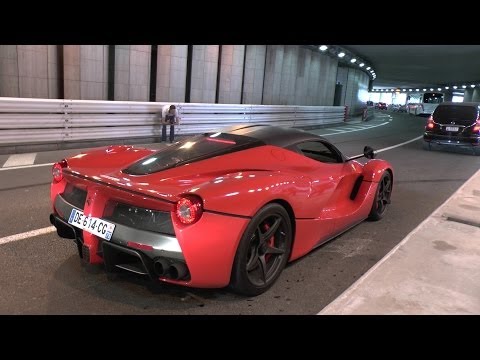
<box><xmin>221</xmin><ymin>124</ymin><xmax>327</xmax><ymax>148</ymax></box>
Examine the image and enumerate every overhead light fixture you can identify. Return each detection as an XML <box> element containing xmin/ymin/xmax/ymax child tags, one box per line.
<box><xmin>423</xmin><ymin>88</ymin><xmax>427</xmax><ymax>91</ymax></box>
<box><xmin>445</xmin><ymin>86</ymin><xmax>449</xmax><ymax>90</ymax></box>
<box><xmin>416</xmin><ymin>89</ymin><xmax>419</xmax><ymax>91</ymax></box>
<box><xmin>338</xmin><ymin>52</ymin><xmax>345</xmax><ymax>58</ymax></box>
<box><xmin>319</xmin><ymin>45</ymin><xmax>328</xmax><ymax>51</ymax></box>
<box><xmin>359</xmin><ymin>63</ymin><xmax>364</xmax><ymax>67</ymax></box>
<box><xmin>437</xmin><ymin>88</ymin><xmax>442</xmax><ymax>91</ymax></box>
<box><xmin>409</xmin><ymin>89</ymin><xmax>412</xmax><ymax>92</ymax></box>
<box><xmin>366</xmin><ymin>67</ymin><xmax>371</xmax><ymax>70</ymax></box>
<box><xmin>453</xmin><ymin>86</ymin><xmax>458</xmax><ymax>89</ymax></box>
<box><xmin>402</xmin><ymin>89</ymin><xmax>406</xmax><ymax>92</ymax></box>
<box><xmin>350</xmin><ymin>58</ymin><xmax>357</xmax><ymax>63</ymax></box>
<box><xmin>462</xmin><ymin>85</ymin><xmax>467</xmax><ymax>88</ymax></box>
<box><xmin>470</xmin><ymin>84</ymin><xmax>475</xmax><ymax>88</ymax></box>
<box><xmin>430</xmin><ymin>88</ymin><xmax>434</xmax><ymax>91</ymax></box>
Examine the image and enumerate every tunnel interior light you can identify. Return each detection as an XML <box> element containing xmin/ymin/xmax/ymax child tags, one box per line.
<box><xmin>445</xmin><ymin>86</ymin><xmax>449</xmax><ymax>90</ymax></box>
<box><xmin>423</xmin><ymin>88</ymin><xmax>427</xmax><ymax>91</ymax></box>
<box><xmin>430</xmin><ymin>88</ymin><xmax>434</xmax><ymax>91</ymax></box>
<box><xmin>415</xmin><ymin>89</ymin><xmax>419</xmax><ymax>91</ymax></box>
<box><xmin>359</xmin><ymin>63</ymin><xmax>364</xmax><ymax>67</ymax></box>
<box><xmin>350</xmin><ymin>58</ymin><xmax>357</xmax><ymax>63</ymax></box>
<box><xmin>453</xmin><ymin>86</ymin><xmax>458</xmax><ymax>89</ymax></box>
<box><xmin>366</xmin><ymin>67</ymin><xmax>371</xmax><ymax>70</ymax></box>
<box><xmin>338</xmin><ymin>52</ymin><xmax>345</xmax><ymax>58</ymax></box>
<box><xmin>462</xmin><ymin>85</ymin><xmax>467</xmax><ymax>88</ymax></box>
<box><xmin>437</xmin><ymin>88</ymin><xmax>442</xmax><ymax>91</ymax></box>
<box><xmin>471</xmin><ymin>84</ymin><xmax>475</xmax><ymax>88</ymax></box>
<box><xmin>319</xmin><ymin>45</ymin><xmax>328</xmax><ymax>51</ymax></box>
<box><xmin>409</xmin><ymin>89</ymin><xmax>412</xmax><ymax>92</ymax></box>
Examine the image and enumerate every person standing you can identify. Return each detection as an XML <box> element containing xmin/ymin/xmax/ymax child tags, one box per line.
<box><xmin>161</xmin><ymin>104</ymin><xmax>180</xmax><ymax>143</ymax></box>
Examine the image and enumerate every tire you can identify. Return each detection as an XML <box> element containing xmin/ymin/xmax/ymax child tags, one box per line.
<box><xmin>368</xmin><ymin>171</ymin><xmax>392</xmax><ymax>221</ymax></box>
<box><xmin>230</xmin><ymin>203</ymin><xmax>292</xmax><ymax>296</ymax></box>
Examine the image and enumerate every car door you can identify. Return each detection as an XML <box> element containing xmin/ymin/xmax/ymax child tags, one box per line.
<box><xmin>292</xmin><ymin>140</ymin><xmax>364</xmax><ymax>236</ymax></box>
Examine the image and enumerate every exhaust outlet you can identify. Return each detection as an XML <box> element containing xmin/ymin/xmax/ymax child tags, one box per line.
<box><xmin>153</xmin><ymin>258</ymin><xmax>170</xmax><ymax>276</ymax></box>
<box><xmin>169</xmin><ymin>262</ymin><xmax>188</xmax><ymax>280</ymax></box>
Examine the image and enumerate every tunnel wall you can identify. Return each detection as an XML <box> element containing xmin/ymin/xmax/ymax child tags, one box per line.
<box><xmin>156</xmin><ymin>45</ymin><xmax>188</xmax><ymax>103</ymax></box>
<box><xmin>335</xmin><ymin>65</ymin><xmax>370</xmax><ymax>116</ymax></box>
<box><xmin>1</xmin><ymin>45</ymin><xmax>353</xmax><ymax>107</ymax></box>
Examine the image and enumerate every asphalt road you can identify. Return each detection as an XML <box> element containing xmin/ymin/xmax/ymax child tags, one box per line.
<box><xmin>1</xmin><ymin>111</ymin><xmax>479</xmax><ymax>314</ymax></box>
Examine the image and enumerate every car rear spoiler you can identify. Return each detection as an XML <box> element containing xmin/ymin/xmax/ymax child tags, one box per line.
<box><xmin>346</xmin><ymin>146</ymin><xmax>376</xmax><ymax>161</ymax></box>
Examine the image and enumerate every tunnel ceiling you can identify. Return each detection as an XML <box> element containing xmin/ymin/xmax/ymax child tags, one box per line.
<box><xmin>343</xmin><ymin>45</ymin><xmax>480</xmax><ymax>89</ymax></box>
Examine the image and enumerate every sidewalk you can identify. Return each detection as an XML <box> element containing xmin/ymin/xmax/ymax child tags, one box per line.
<box><xmin>320</xmin><ymin>169</ymin><xmax>480</xmax><ymax>315</ymax></box>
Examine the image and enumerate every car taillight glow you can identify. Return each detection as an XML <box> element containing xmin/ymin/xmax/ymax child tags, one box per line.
<box><xmin>52</xmin><ymin>159</ymin><xmax>67</xmax><ymax>183</ymax></box>
<box><xmin>175</xmin><ymin>195</ymin><xmax>203</xmax><ymax>225</ymax></box>
<box><xmin>426</xmin><ymin>116</ymin><xmax>434</xmax><ymax>129</ymax></box>
<box><xmin>473</xmin><ymin>121</ymin><xmax>480</xmax><ymax>132</ymax></box>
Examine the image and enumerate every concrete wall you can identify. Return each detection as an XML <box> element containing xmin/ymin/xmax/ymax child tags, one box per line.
<box><xmin>2</xmin><ymin>44</ymin><xmax>372</xmax><ymax>108</ymax></box>
<box><xmin>156</xmin><ymin>45</ymin><xmax>187</xmax><ymax>102</ymax></box>
<box><xmin>242</xmin><ymin>45</ymin><xmax>266</xmax><ymax>104</ymax></box>
<box><xmin>472</xmin><ymin>88</ymin><xmax>480</xmax><ymax>102</ymax></box>
<box><xmin>114</xmin><ymin>45</ymin><xmax>151</xmax><ymax>101</ymax></box>
<box><xmin>337</xmin><ymin>66</ymin><xmax>369</xmax><ymax>115</ymax></box>
<box><xmin>0</xmin><ymin>45</ymin><xmax>58</xmax><ymax>98</ymax></box>
<box><xmin>64</xmin><ymin>45</ymin><xmax>109</xmax><ymax>100</ymax></box>
<box><xmin>190</xmin><ymin>45</ymin><xmax>219</xmax><ymax>103</ymax></box>
<box><xmin>0</xmin><ymin>45</ymin><xmax>19</xmax><ymax>97</ymax></box>
<box><xmin>218</xmin><ymin>45</ymin><xmax>245</xmax><ymax>104</ymax></box>
<box><xmin>263</xmin><ymin>45</ymin><xmax>338</xmax><ymax>106</ymax></box>
<box><xmin>463</xmin><ymin>89</ymin><xmax>473</xmax><ymax>102</ymax></box>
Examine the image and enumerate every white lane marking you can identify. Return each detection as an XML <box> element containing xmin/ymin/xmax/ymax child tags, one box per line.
<box><xmin>318</xmin><ymin>167</ymin><xmax>480</xmax><ymax>315</ymax></box>
<box><xmin>0</xmin><ymin>162</ymin><xmax>54</xmax><ymax>171</ymax></box>
<box><xmin>339</xmin><ymin>127</ymin><xmax>365</xmax><ymax>131</ymax></box>
<box><xmin>319</xmin><ymin>121</ymin><xmax>389</xmax><ymax>136</ymax></box>
<box><xmin>349</xmin><ymin>135</ymin><xmax>423</xmax><ymax>158</ymax></box>
<box><xmin>0</xmin><ymin>226</ymin><xmax>56</xmax><ymax>246</ymax></box>
<box><xmin>3</xmin><ymin>153</ymin><xmax>37</xmax><ymax>167</ymax></box>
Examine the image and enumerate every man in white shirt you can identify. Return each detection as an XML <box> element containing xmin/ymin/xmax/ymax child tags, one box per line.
<box><xmin>161</xmin><ymin>104</ymin><xmax>180</xmax><ymax>143</ymax></box>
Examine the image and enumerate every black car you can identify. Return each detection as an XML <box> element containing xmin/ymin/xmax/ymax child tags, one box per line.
<box><xmin>423</xmin><ymin>102</ymin><xmax>480</xmax><ymax>154</ymax></box>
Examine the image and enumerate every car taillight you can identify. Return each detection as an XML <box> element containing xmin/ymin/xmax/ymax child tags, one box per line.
<box><xmin>175</xmin><ymin>195</ymin><xmax>203</xmax><ymax>225</ymax></box>
<box><xmin>426</xmin><ymin>116</ymin><xmax>434</xmax><ymax>129</ymax></box>
<box><xmin>474</xmin><ymin>117</ymin><xmax>480</xmax><ymax>132</ymax></box>
<box><xmin>52</xmin><ymin>159</ymin><xmax>67</xmax><ymax>183</ymax></box>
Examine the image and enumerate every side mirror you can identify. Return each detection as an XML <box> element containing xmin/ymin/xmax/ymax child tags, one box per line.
<box><xmin>363</xmin><ymin>146</ymin><xmax>376</xmax><ymax>159</ymax></box>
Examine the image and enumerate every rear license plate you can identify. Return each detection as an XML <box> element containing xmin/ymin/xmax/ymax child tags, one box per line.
<box><xmin>68</xmin><ymin>208</ymin><xmax>115</xmax><ymax>241</ymax></box>
<box><xmin>445</xmin><ymin>126</ymin><xmax>459</xmax><ymax>132</ymax></box>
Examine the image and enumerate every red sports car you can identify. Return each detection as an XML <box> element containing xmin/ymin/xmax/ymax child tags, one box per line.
<box><xmin>50</xmin><ymin>124</ymin><xmax>393</xmax><ymax>296</ymax></box>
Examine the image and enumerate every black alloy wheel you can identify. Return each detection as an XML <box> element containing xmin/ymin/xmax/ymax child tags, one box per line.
<box><xmin>230</xmin><ymin>203</ymin><xmax>292</xmax><ymax>296</ymax></box>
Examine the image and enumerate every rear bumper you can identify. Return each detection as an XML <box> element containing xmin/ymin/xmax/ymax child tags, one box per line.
<box><xmin>51</xmin><ymin>194</ymin><xmax>187</xmax><ymax>281</ymax></box>
<box><xmin>51</xmin><ymin>193</ymin><xmax>250</xmax><ymax>288</ymax></box>
<box><xmin>424</xmin><ymin>133</ymin><xmax>480</xmax><ymax>146</ymax></box>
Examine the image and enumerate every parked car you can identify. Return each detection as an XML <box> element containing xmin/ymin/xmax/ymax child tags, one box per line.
<box><xmin>423</xmin><ymin>102</ymin><xmax>480</xmax><ymax>154</ymax></box>
<box><xmin>50</xmin><ymin>125</ymin><xmax>394</xmax><ymax>296</ymax></box>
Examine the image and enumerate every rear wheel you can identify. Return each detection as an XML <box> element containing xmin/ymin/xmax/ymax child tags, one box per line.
<box><xmin>230</xmin><ymin>203</ymin><xmax>292</xmax><ymax>296</ymax></box>
<box><xmin>368</xmin><ymin>171</ymin><xmax>392</xmax><ymax>221</ymax></box>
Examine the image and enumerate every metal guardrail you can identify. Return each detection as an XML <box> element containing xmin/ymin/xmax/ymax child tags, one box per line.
<box><xmin>0</xmin><ymin>97</ymin><xmax>346</xmax><ymax>146</ymax></box>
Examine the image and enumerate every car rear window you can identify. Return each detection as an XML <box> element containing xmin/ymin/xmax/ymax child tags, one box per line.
<box><xmin>123</xmin><ymin>133</ymin><xmax>264</xmax><ymax>175</ymax></box>
<box><xmin>433</xmin><ymin>105</ymin><xmax>479</xmax><ymax>124</ymax></box>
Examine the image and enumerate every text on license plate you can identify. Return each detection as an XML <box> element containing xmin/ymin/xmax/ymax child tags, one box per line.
<box><xmin>445</xmin><ymin>126</ymin><xmax>459</xmax><ymax>132</ymax></box>
<box><xmin>68</xmin><ymin>208</ymin><xmax>115</xmax><ymax>241</ymax></box>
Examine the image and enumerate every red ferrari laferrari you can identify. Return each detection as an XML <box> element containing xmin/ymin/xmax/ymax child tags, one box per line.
<box><xmin>50</xmin><ymin>124</ymin><xmax>393</xmax><ymax>296</ymax></box>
